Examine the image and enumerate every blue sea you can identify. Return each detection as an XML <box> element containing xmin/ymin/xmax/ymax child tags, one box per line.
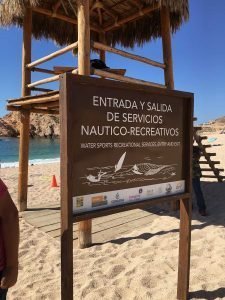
<box><xmin>0</xmin><ymin>137</ymin><xmax>60</xmax><ymax>168</ymax></box>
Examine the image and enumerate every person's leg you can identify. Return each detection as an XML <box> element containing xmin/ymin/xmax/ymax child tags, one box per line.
<box><xmin>0</xmin><ymin>288</ymin><xmax>7</xmax><ymax>300</ymax></box>
<box><xmin>192</xmin><ymin>178</ymin><xmax>206</xmax><ymax>211</ymax></box>
<box><xmin>0</xmin><ymin>271</ymin><xmax>8</xmax><ymax>300</ymax></box>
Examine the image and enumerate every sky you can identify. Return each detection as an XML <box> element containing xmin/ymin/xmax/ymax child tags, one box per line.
<box><xmin>0</xmin><ymin>0</ymin><xmax>225</xmax><ymax>124</ymax></box>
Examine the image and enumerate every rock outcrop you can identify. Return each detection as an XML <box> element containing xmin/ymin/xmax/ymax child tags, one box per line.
<box><xmin>0</xmin><ymin>112</ymin><xmax>60</xmax><ymax>138</ymax></box>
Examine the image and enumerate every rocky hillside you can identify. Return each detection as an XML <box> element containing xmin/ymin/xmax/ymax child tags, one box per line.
<box><xmin>0</xmin><ymin>112</ymin><xmax>60</xmax><ymax>138</ymax></box>
<box><xmin>199</xmin><ymin>116</ymin><xmax>225</xmax><ymax>133</ymax></box>
<box><xmin>215</xmin><ymin>116</ymin><xmax>225</xmax><ymax>124</ymax></box>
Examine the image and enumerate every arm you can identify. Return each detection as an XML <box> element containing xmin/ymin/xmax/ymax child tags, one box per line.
<box><xmin>0</xmin><ymin>190</ymin><xmax>19</xmax><ymax>289</ymax></box>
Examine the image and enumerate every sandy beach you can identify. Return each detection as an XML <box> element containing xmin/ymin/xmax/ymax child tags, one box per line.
<box><xmin>1</xmin><ymin>133</ymin><xmax>225</xmax><ymax>299</ymax></box>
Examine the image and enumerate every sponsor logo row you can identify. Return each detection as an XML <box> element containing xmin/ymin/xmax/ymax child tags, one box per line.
<box><xmin>73</xmin><ymin>181</ymin><xmax>185</xmax><ymax>212</ymax></box>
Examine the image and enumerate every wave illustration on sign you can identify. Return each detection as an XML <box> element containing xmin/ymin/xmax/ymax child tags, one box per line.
<box><xmin>82</xmin><ymin>152</ymin><xmax>177</xmax><ymax>186</ymax></box>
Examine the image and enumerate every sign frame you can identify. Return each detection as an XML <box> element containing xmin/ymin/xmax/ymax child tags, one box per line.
<box><xmin>60</xmin><ymin>74</ymin><xmax>193</xmax><ymax>300</ymax></box>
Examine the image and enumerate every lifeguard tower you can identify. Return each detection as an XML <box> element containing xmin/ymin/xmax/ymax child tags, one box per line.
<box><xmin>0</xmin><ymin>0</ymin><xmax>189</xmax><ymax>207</ymax></box>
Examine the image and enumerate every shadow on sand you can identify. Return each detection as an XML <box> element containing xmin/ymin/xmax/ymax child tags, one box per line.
<box><xmin>189</xmin><ymin>288</ymin><xmax>225</xmax><ymax>300</ymax></box>
<box><xmin>95</xmin><ymin>180</ymin><xmax>225</xmax><ymax>247</ymax></box>
<box><xmin>95</xmin><ymin>180</ymin><xmax>225</xmax><ymax>300</ymax></box>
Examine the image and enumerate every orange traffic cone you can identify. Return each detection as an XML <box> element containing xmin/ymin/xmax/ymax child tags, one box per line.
<box><xmin>51</xmin><ymin>175</ymin><xmax>58</xmax><ymax>188</ymax></box>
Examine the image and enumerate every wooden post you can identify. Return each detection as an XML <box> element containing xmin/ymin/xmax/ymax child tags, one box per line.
<box><xmin>161</xmin><ymin>6</ymin><xmax>178</xmax><ymax>211</ymax></box>
<box><xmin>78</xmin><ymin>0</ymin><xmax>90</xmax><ymax>75</ymax></box>
<box><xmin>60</xmin><ymin>75</ymin><xmax>73</xmax><ymax>300</ymax></box>
<box><xmin>99</xmin><ymin>33</ymin><xmax>106</xmax><ymax>79</ymax></box>
<box><xmin>99</xmin><ymin>33</ymin><xmax>106</xmax><ymax>62</ymax></box>
<box><xmin>177</xmin><ymin>197</ymin><xmax>191</xmax><ymax>300</ymax></box>
<box><xmin>160</xmin><ymin>6</ymin><xmax>174</xmax><ymax>89</ymax></box>
<box><xmin>77</xmin><ymin>0</ymin><xmax>92</xmax><ymax>249</ymax></box>
<box><xmin>18</xmin><ymin>7</ymin><xmax>32</xmax><ymax>212</ymax></box>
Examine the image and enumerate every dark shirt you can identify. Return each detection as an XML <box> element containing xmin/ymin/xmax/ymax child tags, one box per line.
<box><xmin>192</xmin><ymin>156</ymin><xmax>202</xmax><ymax>178</ymax></box>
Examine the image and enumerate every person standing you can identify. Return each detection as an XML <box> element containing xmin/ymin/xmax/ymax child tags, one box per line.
<box><xmin>192</xmin><ymin>146</ymin><xmax>207</xmax><ymax>216</ymax></box>
<box><xmin>0</xmin><ymin>178</ymin><xmax>19</xmax><ymax>299</ymax></box>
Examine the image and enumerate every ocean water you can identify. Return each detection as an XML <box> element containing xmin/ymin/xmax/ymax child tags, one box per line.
<box><xmin>0</xmin><ymin>137</ymin><xmax>60</xmax><ymax>168</ymax></box>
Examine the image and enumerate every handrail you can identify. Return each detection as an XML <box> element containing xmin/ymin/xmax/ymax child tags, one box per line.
<box><xmin>27</xmin><ymin>41</ymin><xmax>78</xmax><ymax>68</ymax></box>
<box><xmin>92</xmin><ymin>41</ymin><xmax>165</xmax><ymax>69</ymax></box>
<box><xmin>27</xmin><ymin>75</ymin><xmax>60</xmax><ymax>88</ymax></box>
<box><xmin>27</xmin><ymin>68</ymin><xmax>78</xmax><ymax>88</ymax></box>
<box><xmin>93</xmin><ymin>69</ymin><xmax>166</xmax><ymax>89</ymax></box>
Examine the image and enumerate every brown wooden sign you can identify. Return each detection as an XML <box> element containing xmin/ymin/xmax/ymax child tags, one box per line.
<box><xmin>60</xmin><ymin>74</ymin><xmax>193</xmax><ymax>300</ymax></box>
<box><xmin>60</xmin><ymin>74</ymin><xmax>193</xmax><ymax>218</ymax></box>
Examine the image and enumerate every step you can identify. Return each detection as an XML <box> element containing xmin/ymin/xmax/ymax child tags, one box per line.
<box><xmin>202</xmin><ymin>175</ymin><xmax>225</xmax><ymax>179</ymax></box>
<box><xmin>205</xmin><ymin>153</ymin><xmax>217</xmax><ymax>157</ymax></box>
<box><xmin>201</xmin><ymin>168</ymin><xmax>224</xmax><ymax>172</ymax></box>
<box><xmin>194</xmin><ymin>126</ymin><xmax>202</xmax><ymax>131</ymax></box>
<box><xmin>199</xmin><ymin>161</ymin><xmax>221</xmax><ymax>164</ymax></box>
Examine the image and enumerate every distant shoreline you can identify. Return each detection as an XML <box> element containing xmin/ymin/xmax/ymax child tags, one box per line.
<box><xmin>0</xmin><ymin>157</ymin><xmax>60</xmax><ymax>169</ymax></box>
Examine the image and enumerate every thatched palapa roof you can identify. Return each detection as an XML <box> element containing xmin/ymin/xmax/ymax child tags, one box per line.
<box><xmin>0</xmin><ymin>0</ymin><xmax>189</xmax><ymax>47</ymax></box>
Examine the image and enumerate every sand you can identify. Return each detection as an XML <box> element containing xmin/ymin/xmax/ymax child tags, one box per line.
<box><xmin>1</xmin><ymin>133</ymin><xmax>225</xmax><ymax>299</ymax></box>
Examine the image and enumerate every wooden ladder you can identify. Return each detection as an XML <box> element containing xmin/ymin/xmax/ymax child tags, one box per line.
<box><xmin>193</xmin><ymin>126</ymin><xmax>224</xmax><ymax>182</ymax></box>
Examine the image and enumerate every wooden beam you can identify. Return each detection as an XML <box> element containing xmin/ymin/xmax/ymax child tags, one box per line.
<box><xmin>35</xmin><ymin>101</ymin><xmax>59</xmax><ymax>108</ymax></box>
<box><xmin>8</xmin><ymin>106</ymin><xmax>59</xmax><ymax>115</ymax></box>
<box><xmin>194</xmin><ymin>126</ymin><xmax>202</xmax><ymax>131</ymax></box>
<box><xmin>8</xmin><ymin>90</ymin><xmax>59</xmax><ymax>103</ymax></box>
<box><xmin>8</xmin><ymin>94</ymin><xmax>59</xmax><ymax>106</ymax></box>
<box><xmin>27</xmin><ymin>42</ymin><xmax>78</xmax><ymax>68</ymax></box>
<box><xmin>31</xmin><ymin>6</ymin><xmax>102</xmax><ymax>33</ymax></box>
<box><xmin>31</xmin><ymin>67</ymin><xmax>56</xmax><ymax>75</ymax></box>
<box><xmin>201</xmin><ymin>175</ymin><xmax>225</xmax><ymax>179</ymax></box>
<box><xmin>29</xmin><ymin>66</ymin><xmax>77</xmax><ymax>91</ymax></box>
<box><xmin>199</xmin><ymin>136</ymin><xmax>208</xmax><ymax>140</ymax></box>
<box><xmin>205</xmin><ymin>153</ymin><xmax>216</xmax><ymax>157</ymax></box>
<box><xmin>31</xmin><ymin>87</ymin><xmax>54</xmax><ymax>93</ymax></box>
<box><xmin>99</xmin><ymin>33</ymin><xmax>106</xmax><ymax>63</ymax></box>
<box><xmin>199</xmin><ymin>161</ymin><xmax>221</xmax><ymax>165</ymax></box>
<box><xmin>60</xmin><ymin>75</ymin><xmax>73</xmax><ymax>300</ymax></box>
<box><xmin>97</xmin><ymin>7</ymin><xmax>103</xmax><ymax>26</ymax></box>
<box><xmin>18</xmin><ymin>110</ymin><xmax>30</xmax><ymax>212</ymax></box>
<box><xmin>78</xmin><ymin>1</ymin><xmax>91</xmax><ymax>76</ymax></box>
<box><xmin>93</xmin><ymin>69</ymin><xmax>166</xmax><ymax>89</ymax></box>
<box><xmin>177</xmin><ymin>197</ymin><xmax>191</xmax><ymax>300</ymax></box>
<box><xmin>201</xmin><ymin>168</ymin><xmax>224</xmax><ymax>172</ymax></box>
<box><xmin>27</xmin><ymin>75</ymin><xmax>60</xmax><ymax>88</ymax></box>
<box><xmin>18</xmin><ymin>7</ymin><xmax>32</xmax><ymax>212</ymax></box>
<box><xmin>53</xmin><ymin>0</ymin><xmax>62</xmax><ymax>13</ymax></box>
<box><xmin>54</xmin><ymin>66</ymin><xmax>78</xmax><ymax>74</ymax></box>
<box><xmin>68</xmin><ymin>0</ymin><xmax>77</xmax><ymax>16</ymax></box>
<box><xmin>101</xmin><ymin>3</ymin><xmax>118</xmax><ymax>21</ymax></box>
<box><xmin>160</xmin><ymin>5</ymin><xmax>175</xmax><ymax>208</ymax></box>
<box><xmin>22</xmin><ymin>8</ymin><xmax>32</xmax><ymax>97</ymax></box>
<box><xmin>61</xmin><ymin>0</ymin><xmax>69</xmax><ymax>16</ymax></box>
<box><xmin>129</xmin><ymin>0</ymin><xmax>143</xmax><ymax>10</ymax></box>
<box><xmin>31</xmin><ymin>108</ymin><xmax>59</xmax><ymax>114</ymax></box>
<box><xmin>92</xmin><ymin>41</ymin><xmax>165</xmax><ymax>69</ymax></box>
<box><xmin>77</xmin><ymin>0</ymin><xmax>92</xmax><ymax>249</ymax></box>
<box><xmin>160</xmin><ymin>6</ymin><xmax>174</xmax><ymax>89</ymax></box>
<box><xmin>104</xmin><ymin>3</ymin><xmax>160</xmax><ymax>31</ymax></box>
